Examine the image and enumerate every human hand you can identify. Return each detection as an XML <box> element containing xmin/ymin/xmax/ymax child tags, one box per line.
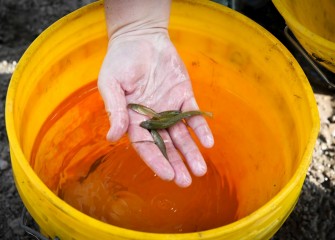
<box><xmin>98</xmin><ymin>0</ymin><xmax>214</xmax><ymax>187</ymax></box>
<box><xmin>98</xmin><ymin>31</ymin><xmax>214</xmax><ymax>187</ymax></box>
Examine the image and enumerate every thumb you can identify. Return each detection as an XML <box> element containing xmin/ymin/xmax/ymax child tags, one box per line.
<box><xmin>97</xmin><ymin>77</ymin><xmax>129</xmax><ymax>142</ymax></box>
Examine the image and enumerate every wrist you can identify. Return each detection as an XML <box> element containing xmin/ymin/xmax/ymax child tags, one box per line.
<box><xmin>109</xmin><ymin>19</ymin><xmax>169</xmax><ymax>41</ymax></box>
<box><xmin>104</xmin><ymin>0</ymin><xmax>171</xmax><ymax>39</ymax></box>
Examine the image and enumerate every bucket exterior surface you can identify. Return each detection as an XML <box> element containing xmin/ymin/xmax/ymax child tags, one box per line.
<box><xmin>5</xmin><ymin>1</ymin><xmax>319</xmax><ymax>239</ymax></box>
<box><xmin>272</xmin><ymin>0</ymin><xmax>335</xmax><ymax>73</ymax></box>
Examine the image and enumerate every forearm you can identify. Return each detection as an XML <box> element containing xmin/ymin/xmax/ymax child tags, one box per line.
<box><xmin>104</xmin><ymin>0</ymin><xmax>171</xmax><ymax>39</ymax></box>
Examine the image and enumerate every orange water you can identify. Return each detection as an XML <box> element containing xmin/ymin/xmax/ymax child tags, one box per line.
<box><xmin>31</xmin><ymin>81</ymin><xmax>287</xmax><ymax>233</ymax></box>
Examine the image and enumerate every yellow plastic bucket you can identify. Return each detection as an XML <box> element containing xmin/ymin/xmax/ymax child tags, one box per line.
<box><xmin>5</xmin><ymin>0</ymin><xmax>319</xmax><ymax>239</ymax></box>
<box><xmin>272</xmin><ymin>0</ymin><xmax>335</xmax><ymax>73</ymax></box>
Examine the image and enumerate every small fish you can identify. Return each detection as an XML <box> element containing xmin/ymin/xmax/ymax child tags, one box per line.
<box><xmin>127</xmin><ymin>103</ymin><xmax>160</xmax><ymax>118</ymax></box>
<box><xmin>140</xmin><ymin>111</ymin><xmax>213</xmax><ymax>130</ymax></box>
<box><xmin>154</xmin><ymin>110</ymin><xmax>181</xmax><ymax>119</ymax></box>
<box><xmin>131</xmin><ymin>132</ymin><xmax>169</xmax><ymax>160</ymax></box>
<box><xmin>150</xmin><ymin>130</ymin><xmax>169</xmax><ymax>160</ymax></box>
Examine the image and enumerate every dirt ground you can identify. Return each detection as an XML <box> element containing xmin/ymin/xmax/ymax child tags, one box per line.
<box><xmin>0</xmin><ymin>1</ymin><xmax>334</xmax><ymax>239</ymax></box>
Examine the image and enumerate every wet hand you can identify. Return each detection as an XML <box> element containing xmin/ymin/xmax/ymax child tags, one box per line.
<box><xmin>98</xmin><ymin>30</ymin><xmax>214</xmax><ymax>187</ymax></box>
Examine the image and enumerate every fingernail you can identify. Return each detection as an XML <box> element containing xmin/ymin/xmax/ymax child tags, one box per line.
<box><xmin>193</xmin><ymin>159</ymin><xmax>207</xmax><ymax>177</ymax></box>
<box><xmin>157</xmin><ymin>164</ymin><xmax>175</xmax><ymax>181</ymax></box>
<box><xmin>202</xmin><ymin>134</ymin><xmax>214</xmax><ymax>148</ymax></box>
<box><xmin>165</xmin><ymin>168</ymin><xmax>175</xmax><ymax>181</ymax></box>
<box><xmin>176</xmin><ymin>171</ymin><xmax>192</xmax><ymax>188</ymax></box>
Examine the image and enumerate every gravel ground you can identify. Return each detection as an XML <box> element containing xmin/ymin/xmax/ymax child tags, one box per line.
<box><xmin>0</xmin><ymin>1</ymin><xmax>334</xmax><ymax>239</ymax></box>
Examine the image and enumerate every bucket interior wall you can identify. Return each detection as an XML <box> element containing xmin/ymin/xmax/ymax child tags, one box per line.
<box><xmin>6</xmin><ymin>1</ymin><xmax>319</xmax><ymax>239</ymax></box>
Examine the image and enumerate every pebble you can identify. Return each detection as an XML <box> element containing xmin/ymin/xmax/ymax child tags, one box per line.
<box><xmin>329</xmin><ymin>115</ymin><xmax>335</xmax><ymax>123</ymax></box>
<box><xmin>0</xmin><ymin>60</ymin><xmax>17</xmax><ymax>74</ymax></box>
<box><xmin>0</xmin><ymin>159</ymin><xmax>9</xmax><ymax>170</ymax></box>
